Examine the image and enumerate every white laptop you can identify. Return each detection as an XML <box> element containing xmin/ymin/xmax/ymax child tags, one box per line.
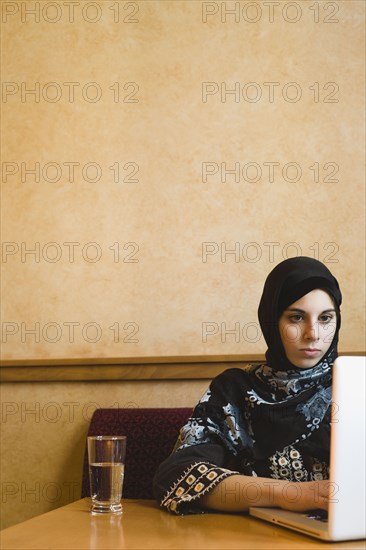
<box><xmin>250</xmin><ymin>355</ymin><xmax>366</xmax><ymax>541</ymax></box>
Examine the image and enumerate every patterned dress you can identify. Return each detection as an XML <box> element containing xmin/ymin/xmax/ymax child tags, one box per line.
<box><xmin>153</xmin><ymin>363</ymin><xmax>332</xmax><ymax>514</ymax></box>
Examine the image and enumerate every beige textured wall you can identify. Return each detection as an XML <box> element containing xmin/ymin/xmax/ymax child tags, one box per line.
<box><xmin>1</xmin><ymin>0</ymin><xmax>365</xmax><ymax>362</ymax></box>
<box><xmin>1</xmin><ymin>0</ymin><xmax>365</xmax><ymax>531</ymax></box>
<box><xmin>0</xmin><ymin>379</ymin><xmax>209</xmax><ymax>529</ymax></box>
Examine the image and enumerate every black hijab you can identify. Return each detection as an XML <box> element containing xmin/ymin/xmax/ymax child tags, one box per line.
<box><xmin>258</xmin><ymin>256</ymin><xmax>342</xmax><ymax>371</ymax></box>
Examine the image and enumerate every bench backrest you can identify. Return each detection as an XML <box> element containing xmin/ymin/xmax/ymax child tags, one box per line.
<box><xmin>81</xmin><ymin>407</ymin><xmax>192</xmax><ymax>499</ymax></box>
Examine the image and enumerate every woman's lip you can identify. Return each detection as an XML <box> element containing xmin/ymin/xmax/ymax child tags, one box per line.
<box><xmin>300</xmin><ymin>349</ymin><xmax>321</xmax><ymax>356</ymax></box>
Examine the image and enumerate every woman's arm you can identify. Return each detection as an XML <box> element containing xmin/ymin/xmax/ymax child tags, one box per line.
<box><xmin>200</xmin><ymin>474</ymin><xmax>330</xmax><ymax>513</ymax></box>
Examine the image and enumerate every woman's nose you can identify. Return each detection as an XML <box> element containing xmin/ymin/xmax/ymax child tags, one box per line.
<box><xmin>304</xmin><ymin>321</ymin><xmax>319</xmax><ymax>341</ymax></box>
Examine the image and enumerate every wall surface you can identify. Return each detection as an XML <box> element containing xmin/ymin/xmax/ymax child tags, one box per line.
<box><xmin>1</xmin><ymin>0</ymin><xmax>365</xmax><ymax>531</ymax></box>
<box><xmin>2</xmin><ymin>0</ymin><xmax>365</xmax><ymax>362</ymax></box>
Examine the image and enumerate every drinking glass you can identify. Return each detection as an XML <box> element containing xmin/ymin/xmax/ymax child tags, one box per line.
<box><xmin>87</xmin><ymin>435</ymin><xmax>127</xmax><ymax>515</ymax></box>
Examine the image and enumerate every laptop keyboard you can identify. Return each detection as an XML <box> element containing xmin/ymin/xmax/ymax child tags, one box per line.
<box><xmin>305</xmin><ymin>509</ymin><xmax>328</xmax><ymax>523</ymax></box>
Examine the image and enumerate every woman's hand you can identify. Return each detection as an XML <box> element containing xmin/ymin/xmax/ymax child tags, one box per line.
<box><xmin>274</xmin><ymin>480</ymin><xmax>330</xmax><ymax>512</ymax></box>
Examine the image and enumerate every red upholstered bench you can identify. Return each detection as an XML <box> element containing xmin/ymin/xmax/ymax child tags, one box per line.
<box><xmin>81</xmin><ymin>408</ymin><xmax>192</xmax><ymax>500</ymax></box>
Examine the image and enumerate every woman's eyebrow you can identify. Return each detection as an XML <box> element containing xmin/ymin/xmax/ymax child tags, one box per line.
<box><xmin>284</xmin><ymin>308</ymin><xmax>336</xmax><ymax>313</ymax></box>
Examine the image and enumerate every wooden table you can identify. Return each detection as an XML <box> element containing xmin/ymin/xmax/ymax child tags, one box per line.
<box><xmin>1</xmin><ymin>499</ymin><xmax>365</xmax><ymax>550</ymax></box>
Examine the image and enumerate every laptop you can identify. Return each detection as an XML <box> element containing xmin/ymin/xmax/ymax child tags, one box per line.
<box><xmin>249</xmin><ymin>355</ymin><xmax>366</xmax><ymax>541</ymax></box>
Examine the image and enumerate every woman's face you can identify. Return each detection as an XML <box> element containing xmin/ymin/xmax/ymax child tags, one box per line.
<box><xmin>278</xmin><ymin>289</ymin><xmax>337</xmax><ymax>369</ymax></box>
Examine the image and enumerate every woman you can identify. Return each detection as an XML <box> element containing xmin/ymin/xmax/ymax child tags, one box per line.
<box><xmin>153</xmin><ymin>256</ymin><xmax>342</xmax><ymax>515</ymax></box>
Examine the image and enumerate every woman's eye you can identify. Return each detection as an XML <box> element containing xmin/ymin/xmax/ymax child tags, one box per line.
<box><xmin>319</xmin><ymin>314</ymin><xmax>334</xmax><ymax>323</ymax></box>
<box><xmin>289</xmin><ymin>315</ymin><xmax>302</xmax><ymax>322</ymax></box>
